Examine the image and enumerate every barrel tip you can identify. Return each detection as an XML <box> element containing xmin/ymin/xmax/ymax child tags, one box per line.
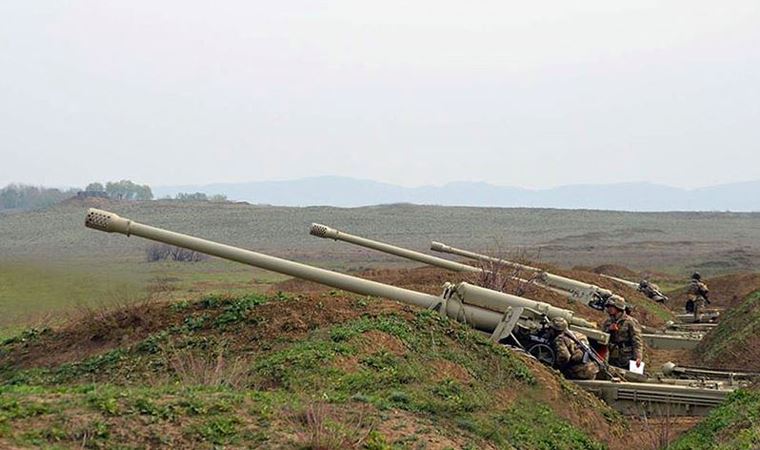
<box><xmin>309</xmin><ymin>223</ymin><xmax>331</xmax><ymax>238</ymax></box>
<box><xmin>85</xmin><ymin>208</ymin><xmax>117</xmax><ymax>232</ymax></box>
<box><xmin>430</xmin><ymin>241</ymin><xmax>446</xmax><ymax>251</ymax></box>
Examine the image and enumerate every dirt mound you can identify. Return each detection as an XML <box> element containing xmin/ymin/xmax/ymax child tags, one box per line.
<box><xmin>59</xmin><ymin>196</ymin><xmax>116</xmax><ymax>208</ymax></box>
<box><xmin>0</xmin><ymin>299</ymin><xmax>180</xmax><ymax>369</ymax></box>
<box><xmin>0</xmin><ymin>291</ymin><xmax>631</xmax><ymax>449</ymax></box>
<box><xmin>270</xmin><ymin>277</ymin><xmax>331</xmax><ymax>294</ymax></box>
<box><xmin>668</xmin><ymin>386</ymin><xmax>760</xmax><ymax>449</ymax></box>
<box><xmin>356</xmin><ymin>266</ymin><xmax>454</xmax><ymax>295</ymax></box>
<box><xmin>692</xmin><ymin>289</ymin><xmax>760</xmax><ymax>371</ymax></box>
<box><xmin>669</xmin><ymin>272</ymin><xmax>760</xmax><ymax>309</ymax></box>
<box><xmin>590</xmin><ymin>264</ymin><xmax>641</xmax><ymax>279</ymax></box>
<box><xmin>0</xmin><ymin>293</ymin><xmax>408</xmax><ymax>371</ymax></box>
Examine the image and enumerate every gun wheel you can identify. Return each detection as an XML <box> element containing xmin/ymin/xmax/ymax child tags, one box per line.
<box><xmin>527</xmin><ymin>343</ymin><xmax>555</xmax><ymax>366</ymax></box>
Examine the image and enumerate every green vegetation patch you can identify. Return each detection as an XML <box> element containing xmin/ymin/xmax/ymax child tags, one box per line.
<box><xmin>633</xmin><ymin>297</ymin><xmax>674</xmax><ymax>322</ymax></box>
<box><xmin>668</xmin><ymin>388</ymin><xmax>760</xmax><ymax>450</ymax></box>
<box><xmin>0</xmin><ymin>293</ymin><xmax>609</xmax><ymax>449</ymax></box>
<box><xmin>697</xmin><ymin>290</ymin><xmax>760</xmax><ymax>365</ymax></box>
<box><xmin>494</xmin><ymin>400</ymin><xmax>605</xmax><ymax>449</ymax></box>
<box><xmin>1</xmin><ymin>293</ymin><xmax>276</xmax><ymax>386</ymax></box>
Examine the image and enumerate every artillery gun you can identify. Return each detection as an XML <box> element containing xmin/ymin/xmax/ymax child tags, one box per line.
<box><xmin>431</xmin><ymin>242</ymin><xmax>721</xmax><ymax>326</ymax></box>
<box><xmin>84</xmin><ymin>209</ymin><xmax>738</xmax><ymax>416</ymax></box>
<box><xmin>600</xmin><ymin>274</ymin><xmax>669</xmax><ymax>303</ymax></box>
<box><xmin>309</xmin><ymin>224</ymin><xmax>703</xmax><ymax>351</ymax></box>
<box><xmin>600</xmin><ymin>274</ymin><xmax>722</xmax><ymax>324</ymax></box>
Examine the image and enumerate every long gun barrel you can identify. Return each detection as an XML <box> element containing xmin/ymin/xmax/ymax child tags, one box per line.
<box><xmin>661</xmin><ymin>362</ymin><xmax>760</xmax><ymax>382</ymax></box>
<box><xmin>310</xmin><ymin>223</ymin><xmax>481</xmax><ymax>273</ymax></box>
<box><xmin>85</xmin><ymin>209</ymin><xmax>603</xmax><ymax>343</ymax></box>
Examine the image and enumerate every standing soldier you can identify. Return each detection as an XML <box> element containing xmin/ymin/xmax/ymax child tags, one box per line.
<box><xmin>548</xmin><ymin>318</ymin><xmax>599</xmax><ymax>380</ymax></box>
<box><xmin>686</xmin><ymin>272</ymin><xmax>710</xmax><ymax>322</ymax></box>
<box><xmin>638</xmin><ymin>280</ymin><xmax>668</xmax><ymax>303</ymax></box>
<box><xmin>602</xmin><ymin>296</ymin><xmax>644</xmax><ymax>371</ymax></box>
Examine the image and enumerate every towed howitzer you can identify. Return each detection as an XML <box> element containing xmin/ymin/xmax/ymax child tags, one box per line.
<box><xmin>430</xmin><ymin>241</ymin><xmax>615</xmax><ymax>311</ymax></box>
<box><xmin>427</xmin><ymin>243</ymin><xmax>712</xmax><ymax>346</ymax></box>
<box><xmin>85</xmin><ymin>209</ymin><xmax>606</xmax><ymax>363</ymax></box>
<box><xmin>309</xmin><ymin>224</ymin><xmax>703</xmax><ymax>351</ymax></box>
<box><xmin>600</xmin><ymin>274</ymin><xmax>669</xmax><ymax>303</ymax></box>
<box><xmin>600</xmin><ymin>276</ymin><xmax>720</xmax><ymax>328</ymax></box>
<box><xmin>84</xmin><ymin>209</ymin><xmax>739</xmax><ymax>417</ymax></box>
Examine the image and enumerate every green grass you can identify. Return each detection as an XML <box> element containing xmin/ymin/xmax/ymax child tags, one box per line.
<box><xmin>0</xmin><ymin>261</ymin><xmax>143</xmax><ymax>337</ymax></box>
<box><xmin>697</xmin><ymin>290</ymin><xmax>760</xmax><ymax>364</ymax></box>
<box><xmin>633</xmin><ymin>295</ymin><xmax>675</xmax><ymax>322</ymax></box>
<box><xmin>0</xmin><ymin>293</ymin><xmax>610</xmax><ymax>449</ymax></box>
<box><xmin>668</xmin><ymin>388</ymin><xmax>760</xmax><ymax>450</ymax></box>
<box><xmin>0</xmin><ymin>259</ymin><xmax>288</xmax><ymax>338</ymax></box>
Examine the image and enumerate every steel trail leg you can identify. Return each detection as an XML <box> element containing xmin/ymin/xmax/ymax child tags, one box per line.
<box><xmin>490</xmin><ymin>306</ymin><xmax>524</xmax><ymax>343</ymax></box>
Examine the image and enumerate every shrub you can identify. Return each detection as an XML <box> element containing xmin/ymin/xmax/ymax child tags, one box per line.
<box><xmin>146</xmin><ymin>243</ymin><xmax>209</xmax><ymax>262</ymax></box>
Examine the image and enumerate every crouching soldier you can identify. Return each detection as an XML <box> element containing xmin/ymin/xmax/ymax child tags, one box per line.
<box><xmin>549</xmin><ymin>317</ymin><xmax>599</xmax><ymax>380</ymax></box>
<box><xmin>686</xmin><ymin>272</ymin><xmax>710</xmax><ymax>321</ymax></box>
<box><xmin>638</xmin><ymin>280</ymin><xmax>668</xmax><ymax>303</ymax></box>
<box><xmin>602</xmin><ymin>296</ymin><xmax>644</xmax><ymax>371</ymax></box>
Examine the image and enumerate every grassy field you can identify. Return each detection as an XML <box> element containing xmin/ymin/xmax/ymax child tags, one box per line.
<box><xmin>2</xmin><ymin>199</ymin><xmax>758</xmax><ymax>337</ymax></box>
<box><xmin>1</xmin><ymin>199</ymin><xmax>759</xmax><ymax>274</ymax></box>
<box><xmin>0</xmin><ymin>259</ymin><xmax>288</xmax><ymax>338</ymax></box>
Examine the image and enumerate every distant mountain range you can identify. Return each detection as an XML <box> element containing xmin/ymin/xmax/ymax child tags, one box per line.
<box><xmin>153</xmin><ymin>176</ymin><xmax>760</xmax><ymax>212</ymax></box>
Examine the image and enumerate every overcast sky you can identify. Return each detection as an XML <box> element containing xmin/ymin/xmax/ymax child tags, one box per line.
<box><xmin>1</xmin><ymin>1</ymin><xmax>759</xmax><ymax>189</ymax></box>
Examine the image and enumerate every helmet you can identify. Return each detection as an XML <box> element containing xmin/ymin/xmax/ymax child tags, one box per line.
<box><xmin>605</xmin><ymin>295</ymin><xmax>627</xmax><ymax>311</ymax></box>
<box><xmin>550</xmin><ymin>317</ymin><xmax>568</xmax><ymax>332</ymax></box>
<box><xmin>691</xmin><ymin>272</ymin><xmax>701</xmax><ymax>280</ymax></box>
<box><xmin>639</xmin><ymin>280</ymin><xmax>649</xmax><ymax>289</ymax></box>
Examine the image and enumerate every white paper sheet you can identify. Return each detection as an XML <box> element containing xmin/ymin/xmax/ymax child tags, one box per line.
<box><xmin>629</xmin><ymin>360</ymin><xmax>645</xmax><ymax>374</ymax></box>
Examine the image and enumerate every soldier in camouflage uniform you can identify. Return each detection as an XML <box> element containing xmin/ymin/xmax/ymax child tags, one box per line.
<box><xmin>602</xmin><ymin>296</ymin><xmax>644</xmax><ymax>370</ymax></box>
<box><xmin>687</xmin><ymin>272</ymin><xmax>710</xmax><ymax>321</ymax></box>
<box><xmin>548</xmin><ymin>317</ymin><xmax>599</xmax><ymax>380</ymax></box>
<box><xmin>638</xmin><ymin>280</ymin><xmax>668</xmax><ymax>303</ymax></box>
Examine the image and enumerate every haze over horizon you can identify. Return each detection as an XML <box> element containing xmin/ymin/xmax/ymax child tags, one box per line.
<box><xmin>2</xmin><ymin>1</ymin><xmax>759</xmax><ymax>190</ymax></box>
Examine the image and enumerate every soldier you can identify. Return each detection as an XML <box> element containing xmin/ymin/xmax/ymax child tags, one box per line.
<box><xmin>602</xmin><ymin>296</ymin><xmax>644</xmax><ymax>370</ymax></box>
<box><xmin>638</xmin><ymin>280</ymin><xmax>668</xmax><ymax>303</ymax></box>
<box><xmin>686</xmin><ymin>272</ymin><xmax>710</xmax><ymax>321</ymax></box>
<box><xmin>548</xmin><ymin>317</ymin><xmax>599</xmax><ymax>380</ymax></box>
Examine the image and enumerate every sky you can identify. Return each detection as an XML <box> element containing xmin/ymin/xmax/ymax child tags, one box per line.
<box><xmin>1</xmin><ymin>1</ymin><xmax>759</xmax><ymax>190</ymax></box>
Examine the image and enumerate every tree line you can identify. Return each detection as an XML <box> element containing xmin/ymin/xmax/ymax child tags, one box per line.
<box><xmin>84</xmin><ymin>180</ymin><xmax>153</xmax><ymax>201</ymax></box>
<box><xmin>0</xmin><ymin>184</ymin><xmax>78</xmax><ymax>210</ymax></box>
<box><xmin>1</xmin><ymin>179</ymin><xmax>230</xmax><ymax>210</ymax></box>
